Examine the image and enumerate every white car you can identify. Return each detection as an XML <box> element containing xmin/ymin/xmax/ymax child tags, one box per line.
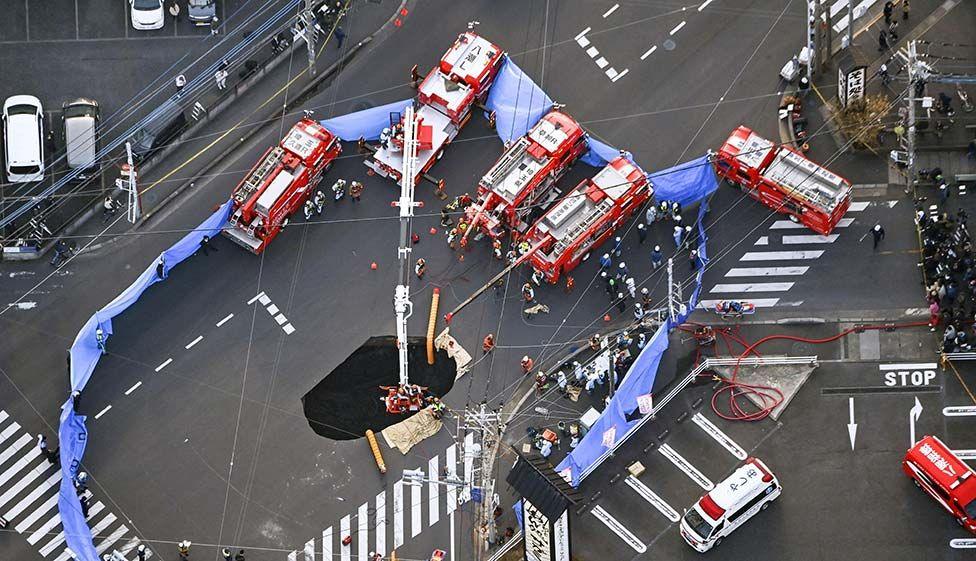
<box><xmin>3</xmin><ymin>95</ymin><xmax>45</xmax><ymax>184</ymax></box>
<box><xmin>129</xmin><ymin>0</ymin><xmax>165</xmax><ymax>30</ymax></box>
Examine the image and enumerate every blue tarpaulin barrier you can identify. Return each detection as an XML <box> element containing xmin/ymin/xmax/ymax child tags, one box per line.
<box><xmin>485</xmin><ymin>57</ymin><xmax>553</xmax><ymax>143</ymax></box>
<box><xmin>320</xmin><ymin>98</ymin><xmax>413</xmax><ymax>142</ymax></box>
<box><xmin>580</xmin><ymin>137</ymin><xmax>631</xmax><ymax>168</ymax></box>
<box><xmin>650</xmin><ymin>155</ymin><xmax>719</xmax><ymax>207</ymax></box>
<box><xmin>59</xmin><ymin>199</ymin><xmax>233</xmax><ymax>561</ymax></box>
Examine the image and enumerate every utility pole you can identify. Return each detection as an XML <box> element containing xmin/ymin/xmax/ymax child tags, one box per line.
<box><xmin>461</xmin><ymin>403</ymin><xmax>503</xmax><ymax>561</ymax></box>
<box><xmin>303</xmin><ymin>0</ymin><xmax>317</xmax><ymax>76</ymax></box>
<box><xmin>123</xmin><ymin>142</ymin><xmax>140</xmax><ymax>224</ymax></box>
<box><xmin>905</xmin><ymin>40</ymin><xmax>918</xmax><ymax>194</ymax></box>
<box><xmin>666</xmin><ymin>258</ymin><xmax>683</xmax><ymax>324</ymax></box>
<box><xmin>806</xmin><ymin>0</ymin><xmax>816</xmax><ymax>84</ymax></box>
<box><xmin>847</xmin><ymin>0</ymin><xmax>854</xmax><ymax>50</ymax></box>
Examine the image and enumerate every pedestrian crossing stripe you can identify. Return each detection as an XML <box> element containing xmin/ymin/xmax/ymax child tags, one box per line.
<box><xmin>709</xmin><ymin>282</ymin><xmax>794</xmax><ymax>293</ymax></box>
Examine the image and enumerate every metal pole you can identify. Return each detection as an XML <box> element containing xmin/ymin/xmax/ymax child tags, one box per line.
<box><xmin>806</xmin><ymin>0</ymin><xmax>815</xmax><ymax>83</ymax></box>
<box><xmin>304</xmin><ymin>0</ymin><xmax>316</xmax><ymax>76</ymax></box>
<box><xmin>125</xmin><ymin>142</ymin><xmax>140</xmax><ymax>224</ymax></box>
<box><xmin>847</xmin><ymin>0</ymin><xmax>854</xmax><ymax>50</ymax></box>
<box><xmin>906</xmin><ymin>40</ymin><xmax>917</xmax><ymax>194</ymax></box>
<box><xmin>666</xmin><ymin>258</ymin><xmax>676</xmax><ymax>324</ymax></box>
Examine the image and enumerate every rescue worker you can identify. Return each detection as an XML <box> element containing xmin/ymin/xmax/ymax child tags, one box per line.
<box><xmin>599</xmin><ymin>253</ymin><xmax>612</xmax><ymax>270</ymax></box>
<box><xmin>332</xmin><ymin>179</ymin><xmax>347</xmax><ymax>200</ymax></box>
<box><xmin>350</xmin><ymin>181</ymin><xmax>364</xmax><ymax>202</ymax></box>
<box><xmin>636</xmin><ymin>223</ymin><xmax>647</xmax><ymax>244</ymax></box>
<box><xmin>613</xmin><ymin>236</ymin><xmax>623</xmax><ymax>257</ymax></box>
<box><xmin>222</xmin><ymin>548</ymin><xmax>233</xmax><ymax>561</ymax></box>
<box><xmin>683</xmin><ymin>225</ymin><xmax>694</xmax><ymax>251</ymax></box>
<box><xmin>199</xmin><ymin>235</ymin><xmax>218</xmax><ymax>256</ymax></box>
<box><xmin>625</xmin><ymin>276</ymin><xmax>636</xmax><ymax>299</ymax></box>
<box><xmin>440</xmin><ymin>208</ymin><xmax>453</xmax><ymax>227</ymax></box>
<box><xmin>870</xmin><ymin>224</ymin><xmax>886</xmax><ymax>250</ymax></box>
<box><xmin>415</xmin><ymin>258</ymin><xmax>427</xmax><ymax>278</ymax></box>
<box><xmin>95</xmin><ymin>327</ymin><xmax>107</xmax><ymax>354</ymax></box>
<box><xmin>564</xmin><ymin>275</ymin><xmax>575</xmax><ymax>293</ymax></box>
<box><xmin>447</xmin><ymin>228</ymin><xmax>458</xmax><ymax>249</ymax></box>
<box><xmin>303</xmin><ymin>199</ymin><xmax>315</xmax><ymax>220</ymax></box>
<box><xmin>689</xmin><ymin>248</ymin><xmax>699</xmax><ymax>271</ymax></box>
<box><xmin>645</xmin><ymin>204</ymin><xmax>658</xmax><ymax>225</ymax></box>
<box><xmin>673</xmin><ymin>225</ymin><xmax>683</xmax><ymax>249</ymax></box>
<box><xmin>379</xmin><ymin>127</ymin><xmax>392</xmax><ymax>149</ymax></box>
<box><xmin>74</xmin><ymin>471</ymin><xmax>88</xmax><ymax>495</ymax></box>
<box><xmin>637</xmin><ymin>332</ymin><xmax>647</xmax><ymax>349</ymax></box>
<box><xmin>573</xmin><ymin>361</ymin><xmax>585</xmax><ymax>384</ymax></box>
<box><xmin>520</xmin><ymin>355</ymin><xmax>534</xmax><ymax>374</ymax></box>
<box><xmin>535</xmin><ymin>371</ymin><xmax>548</xmax><ymax>393</ymax></box>
<box><xmin>589</xmin><ymin>334</ymin><xmax>602</xmax><ymax>350</ymax></box>
<box><xmin>313</xmin><ymin>190</ymin><xmax>327</xmax><ymax>214</ymax></box>
<box><xmin>634</xmin><ymin>302</ymin><xmax>645</xmax><ymax>321</ymax></box>
<box><xmin>492</xmin><ymin>239</ymin><xmax>503</xmax><ymax>260</ymax></box>
<box><xmin>177</xmin><ymin>541</ymin><xmax>191</xmax><ymax>560</ymax></box>
<box><xmin>482</xmin><ymin>333</ymin><xmax>495</xmax><ymax>353</ymax></box>
<box><xmin>102</xmin><ymin>196</ymin><xmax>116</xmax><ymax>220</ymax></box>
<box><xmin>136</xmin><ymin>545</ymin><xmax>148</xmax><ymax>561</ymax></box>
<box><xmin>670</xmin><ymin>201</ymin><xmax>681</xmax><ymax>220</ymax></box>
<box><xmin>522</xmin><ymin>282</ymin><xmax>535</xmax><ymax>303</ymax></box>
<box><xmin>659</xmin><ymin>200</ymin><xmax>670</xmax><ymax>219</ymax></box>
<box><xmin>641</xmin><ymin>287</ymin><xmax>652</xmax><ymax>308</ymax></box>
<box><xmin>531</xmin><ymin>269</ymin><xmax>543</xmax><ymax>286</ymax></box>
<box><xmin>616</xmin><ymin>292</ymin><xmax>626</xmax><ymax>313</ymax></box>
<box><xmin>518</xmin><ymin>240</ymin><xmax>530</xmax><ymax>254</ymax></box>
<box><xmin>234</xmin><ymin>550</ymin><xmax>246</xmax><ymax>561</ymax></box>
<box><xmin>651</xmin><ymin>245</ymin><xmax>663</xmax><ymax>269</ymax></box>
<box><xmin>616</xmin><ymin>261</ymin><xmax>628</xmax><ymax>280</ymax></box>
<box><xmin>556</xmin><ymin>370</ymin><xmax>568</xmax><ymax>393</ymax></box>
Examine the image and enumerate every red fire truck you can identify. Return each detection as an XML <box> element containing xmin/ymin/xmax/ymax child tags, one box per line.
<box><xmin>362</xmin><ymin>31</ymin><xmax>504</xmax><ymax>187</ymax></box>
<box><xmin>904</xmin><ymin>435</ymin><xmax>976</xmax><ymax>534</ymax></box>
<box><xmin>522</xmin><ymin>156</ymin><xmax>651</xmax><ymax>283</ymax></box>
<box><xmin>714</xmin><ymin>125</ymin><xmax>852</xmax><ymax>235</ymax></box>
<box><xmin>224</xmin><ymin>117</ymin><xmax>341</xmax><ymax>253</ymax></box>
<box><xmin>463</xmin><ymin>109</ymin><xmax>588</xmax><ymax>242</ymax></box>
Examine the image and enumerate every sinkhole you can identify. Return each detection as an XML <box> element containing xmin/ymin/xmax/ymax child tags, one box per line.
<box><xmin>301</xmin><ymin>336</ymin><xmax>456</xmax><ymax>440</ymax></box>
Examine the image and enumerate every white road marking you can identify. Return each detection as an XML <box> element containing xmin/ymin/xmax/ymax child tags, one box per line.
<box><xmin>575</xmin><ymin>27</ymin><xmax>591</xmax><ymax>40</ymax></box>
<box><xmin>216</xmin><ymin>313</ymin><xmax>234</xmax><ymax>327</ymax></box>
<box><xmin>692</xmin><ymin>413</ymin><xmax>747</xmax><ymax>459</ymax></box>
<box><xmin>358</xmin><ymin>502</ymin><xmax>369</xmax><ymax>561</ymax></box>
<box><xmin>94</xmin><ymin>524</ymin><xmax>128</xmax><ymax>555</ymax></box>
<box><xmin>267</xmin><ymin>304</ymin><xmax>280</xmax><ymax>315</ymax></box>
<box><xmin>462</xmin><ymin>433</ymin><xmax>475</xmax><ymax>503</ymax></box>
<box><xmin>611</xmin><ymin>69</ymin><xmax>629</xmax><ymax>82</ymax></box>
<box><xmin>576</xmin><ymin>36</ymin><xmax>590</xmax><ymax>47</ymax></box>
<box><xmin>754</xmin><ymin>236</ymin><xmax>768</xmax><ymax>245</ymax></box>
<box><xmin>602</xmin><ymin>3</ymin><xmax>619</xmax><ymax>17</ymax></box>
<box><xmin>283</xmin><ymin>324</ymin><xmax>296</xmax><ymax>335</ymax></box>
<box><xmin>449</xmin><ymin>511</ymin><xmax>456</xmax><ymax>561</ymax></box>
<box><xmin>595</xmin><ymin>57</ymin><xmax>609</xmax><ymax>69</ymax></box>
<box><xmin>0</xmin><ymin>443</ymin><xmax>41</xmax><ymax>502</ymax></box>
<box><xmin>590</xmin><ymin>505</ymin><xmax>646</xmax><ymax>553</ymax></box>
<box><xmin>185</xmin><ymin>335</ymin><xmax>203</xmax><ymax>349</ymax></box>
<box><xmin>950</xmin><ymin>538</ymin><xmax>976</xmax><ymax>549</ymax></box>
<box><xmin>40</xmin><ymin>501</ymin><xmax>102</xmax><ymax>557</ymax></box>
<box><xmin>303</xmin><ymin>538</ymin><xmax>314</xmax><ymax>561</ymax></box>
<box><xmin>28</xmin><ymin>510</ymin><xmax>62</xmax><ymax>544</ymax></box>
<box><xmin>428</xmin><ymin>455</ymin><xmax>440</xmax><ymax>526</ymax></box>
<box><xmin>953</xmin><ymin>450</ymin><xmax>976</xmax><ymax>460</ymax></box>
<box><xmin>393</xmin><ymin>479</ymin><xmax>404</xmax><ymax>548</ymax></box>
<box><xmin>53</xmin><ymin>513</ymin><xmax>116</xmax><ymax>561</ymax></box>
<box><xmin>257</xmin><ymin>294</ymin><xmax>271</xmax><ymax>306</ymax></box>
<box><xmin>770</xmin><ymin>217</ymin><xmax>854</xmax><ymax>229</ymax></box>
<box><xmin>154</xmin><ymin>358</ymin><xmax>173</xmax><ymax>372</ymax></box>
<box><xmin>322</xmin><ymin>527</ymin><xmax>332</xmax><ymax>561</ymax></box>
<box><xmin>710</xmin><ymin>282</ymin><xmax>794</xmax><ymax>293</ymax></box>
<box><xmin>247</xmin><ymin>291</ymin><xmax>266</xmax><ymax>305</ymax></box>
<box><xmin>13</xmin><ymin>484</ymin><xmax>59</xmax><ymax>532</ymax></box>
<box><xmin>658</xmin><ymin>443</ymin><xmax>714</xmax><ymax>490</ymax></box>
<box><xmin>943</xmin><ymin>406</ymin><xmax>976</xmax><ymax>417</ymax></box>
<box><xmin>94</xmin><ymin>405</ymin><xmax>112</xmax><ymax>420</ymax></box>
<box><xmin>879</xmin><ymin>363</ymin><xmax>937</xmax><ymax>370</ymax></box>
<box><xmin>375</xmin><ymin>491</ymin><xmax>386</xmax><ymax>555</ymax></box>
<box><xmin>782</xmin><ymin>234</ymin><xmax>839</xmax><ymax>244</ymax></box>
<box><xmin>740</xmin><ymin>250</ymin><xmax>823</xmax><ymax>261</ymax></box>
<box><xmin>624</xmin><ymin>476</ymin><xmax>679</xmax><ymax>522</ymax></box>
<box><xmin>340</xmin><ymin>515</ymin><xmax>351</xmax><ymax>561</ymax></box>
<box><xmin>4</xmin><ymin>470</ymin><xmax>61</xmax><ymax>521</ymax></box>
<box><xmin>640</xmin><ymin>45</ymin><xmax>657</xmax><ymax>60</ymax></box>
<box><xmin>848</xmin><ymin>201</ymin><xmax>869</xmax><ymax>212</ymax></box>
<box><xmin>698</xmin><ymin>0</ymin><xmax>714</xmax><ymax>10</ymax></box>
<box><xmin>586</xmin><ymin>46</ymin><xmax>599</xmax><ymax>58</ymax></box>
<box><xmin>725</xmin><ymin>267</ymin><xmax>808</xmax><ymax>277</ymax></box>
<box><xmin>446</xmin><ymin>444</ymin><xmax>458</xmax><ymax>514</ymax></box>
<box><xmin>605</xmin><ymin>67</ymin><xmax>618</xmax><ymax>79</ymax></box>
<box><xmin>669</xmin><ymin>21</ymin><xmax>686</xmax><ymax>35</ymax></box>
<box><xmin>274</xmin><ymin>314</ymin><xmax>288</xmax><ymax>325</ymax></box>
<box><xmin>124</xmin><ymin>381</ymin><xmax>142</xmax><ymax>395</ymax></box>
<box><xmin>0</xmin><ymin>411</ymin><xmax>8</xmax><ymax>424</ymax></box>
<box><xmin>411</xmin><ymin>477</ymin><xmax>422</xmax><ymax>538</ymax></box>
<box><xmin>698</xmin><ymin>298</ymin><xmax>781</xmax><ymax>309</ymax></box>
<box><xmin>0</xmin><ymin>421</ymin><xmax>21</xmax><ymax>448</ymax></box>
<box><xmin>287</xmin><ymin>552</ymin><xmax>297</xmax><ymax>561</ymax></box>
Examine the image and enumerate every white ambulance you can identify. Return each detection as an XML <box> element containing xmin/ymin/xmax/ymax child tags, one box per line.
<box><xmin>679</xmin><ymin>457</ymin><xmax>781</xmax><ymax>552</ymax></box>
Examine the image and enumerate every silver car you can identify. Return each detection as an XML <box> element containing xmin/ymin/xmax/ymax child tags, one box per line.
<box><xmin>188</xmin><ymin>0</ymin><xmax>217</xmax><ymax>25</ymax></box>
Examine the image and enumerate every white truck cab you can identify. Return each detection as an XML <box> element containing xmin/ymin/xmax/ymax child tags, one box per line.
<box><xmin>680</xmin><ymin>457</ymin><xmax>781</xmax><ymax>552</ymax></box>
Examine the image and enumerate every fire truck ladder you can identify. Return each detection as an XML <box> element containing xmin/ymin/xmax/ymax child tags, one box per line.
<box><xmin>234</xmin><ymin>147</ymin><xmax>285</xmax><ymax>205</ymax></box>
<box><xmin>550</xmin><ymin>199</ymin><xmax>614</xmax><ymax>257</ymax></box>
<box><xmin>481</xmin><ymin>137</ymin><xmax>530</xmax><ymax>188</ymax></box>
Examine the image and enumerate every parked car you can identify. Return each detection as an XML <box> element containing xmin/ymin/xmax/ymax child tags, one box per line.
<box><xmin>129</xmin><ymin>0</ymin><xmax>165</xmax><ymax>30</ymax></box>
<box><xmin>3</xmin><ymin>95</ymin><xmax>46</xmax><ymax>184</ymax></box>
<box><xmin>188</xmin><ymin>0</ymin><xmax>217</xmax><ymax>25</ymax></box>
<box><xmin>62</xmin><ymin>98</ymin><xmax>100</xmax><ymax>179</ymax></box>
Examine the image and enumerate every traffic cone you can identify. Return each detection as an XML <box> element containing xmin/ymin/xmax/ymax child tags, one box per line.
<box><xmin>604</xmin><ymin>314</ymin><xmax>611</xmax><ymax>322</ymax></box>
<box><xmin>370</xmin><ymin>262</ymin><xmax>378</xmax><ymax>270</ymax></box>
<box><xmin>429</xmin><ymin>227</ymin><xmax>437</xmax><ymax>235</ymax></box>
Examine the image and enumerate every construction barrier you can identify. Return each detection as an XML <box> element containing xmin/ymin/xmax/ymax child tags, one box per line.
<box><xmin>427</xmin><ymin>288</ymin><xmax>440</xmax><ymax>365</ymax></box>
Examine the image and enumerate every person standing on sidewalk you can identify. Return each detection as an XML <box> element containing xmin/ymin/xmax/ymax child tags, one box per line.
<box><xmin>870</xmin><ymin>224</ymin><xmax>886</xmax><ymax>250</ymax></box>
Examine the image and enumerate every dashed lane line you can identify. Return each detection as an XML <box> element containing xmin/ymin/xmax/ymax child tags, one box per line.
<box><xmin>640</xmin><ymin>45</ymin><xmax>657</xmax><ymax>60</ymax></box>
<box><xmin>94</xmin><ymin>405</ymin><xmax>112</xmax><ymax>420</ymax></box>
<box><xmin>124</xmin><ymin>381</ymin><xmax>142</xmax><ymax>396</ymax></box>
<box><xmin>602</xmin><ymin>3</ymin><xmax>620</xmax><ymax>18</ymax></box>
<box><xmin>216</xmin><ymin>313</ymin><xmax>234</xmax><ymax>327</ymax></box>
<box><xmin>698</xmin><ymin>0</ymin><xmax>714</xmax><ymax>10</ymax></box>
<box><xmin>611</xmin><ymin>68</ymin><xmax>629</xmax><ymax>82</ymax></box>
<box><xmin>669</xmin><ymin>20</ymin><xmax>686</xmax><ymax>35</ymax></box>
<box><xmin>154</xmin><ymin>358</ymin><xmax>173</xmax><ymax>372</ymax></box>
<box><xmin>185</xmin><ymin>335</ymin><xmax>203</xmax><ymax>350</ymax></box>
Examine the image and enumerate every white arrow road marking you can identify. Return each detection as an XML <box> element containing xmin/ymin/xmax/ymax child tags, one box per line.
<box><xmin>909</xmin><ymin>397</ymin><xmax>923</xmax><ymax>447</ymax></box>
<box><xmin>847</xmin><ymin>397</ymin><xmax>857</xmax><ymax>451</ymax></box>
<box><xmin>590</xmin><ymin>505</ymin><xmax>647</xmax><ymax>553</ymax></box>
<box><xmin>692</xmin><ymin>413</ymin><xmax>747</xmax><ymax>460</ymax></box>
<box><xmin>658</xmin><ymin>444</ymin><xmax>714</xmax><ymax>490</ymax></box>
<box><xmin>624</xmin><ymin>476</ymin><xmax>679</xmax><ymax>522</ymax></box>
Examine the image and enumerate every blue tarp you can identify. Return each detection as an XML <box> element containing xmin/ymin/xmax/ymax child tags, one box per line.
<box><xmin>485</xmin><ymin>57</ymin><xmax>553</xmax><ymax>143</ymax></box>
<box><xmin>580</xmin><ymin>137</ymin><xmax>631</xmax><ymax>168</ymax></box>
<box><xmin>59</xmin><ymin>199</ymin><xmax>233</xmax><ymax>561</ymax></box>
<box><xmin>650</xmin><ymin>155</ymin><xmax>719</xmax><ymax>207</ymax></box>
<box><xmin>320</xmin><ymin>98</ymin><xmax>413</xmax><ymax>142</ymax></box>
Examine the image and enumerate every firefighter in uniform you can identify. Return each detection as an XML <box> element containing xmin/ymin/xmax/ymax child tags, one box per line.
<box><xmin>522</xmin><ymin>282</ymin><xmax>535</xmax><ymax>303</ymax></box>
<box><xmin>313</xmin><ymin>190</ymin><xmax>326</xmax><ymax>215</ymax></box>
<box><xmin>332</xmin><ymin>179</ymin><xmax>347</xmax><ymax>201</ymax></box>
<box><xmin>303</xmin><ymin>199</ymin><xmax>315</xmax><ymax>220</ymax></box>
<box><xmin>415</xmin><ymin>258</ymin><xmax>427</xmax><ymax>279</ymax></box>
<box><xmin>521</xmin><ymin>355</ymin><xmax>534</xmax><ymax>374</ymax></box>
<box><xmin>482</xmin><ymin>334</ymin><xmax>495</xmax><ymax>353</ymax></box>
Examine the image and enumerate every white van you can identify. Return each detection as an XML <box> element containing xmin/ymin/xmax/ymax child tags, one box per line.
<box><xmin>62</xmin><ymin>98</ymin><xmax>100</xmax><ymax>178</ymax></box>
<box><xmin>3</xmin><ymin>95</ymin><xmax>45</xmax><ymax>184</ymax></box>
<box><xmin>679</xmin><ymin>457</ymin><xmax>781</xmax><ymax>552</ymax></box>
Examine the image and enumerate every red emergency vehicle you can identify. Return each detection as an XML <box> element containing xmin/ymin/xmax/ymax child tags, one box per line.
<box><xmin>463</xmin><ymin>109</ymin><xmax>588</xmax><ymax>241</ymax></box>
<box><xmin>522</xmin><ymin>156</ymin><xmax>651</xmax><ymax>283</ymax></box>
<box><xmin>224</xmin><ymin>117</ymin><xmax>341</xmax><ymax>253</ymax></box>
<box><xmin>714</xmin><ymin>125</ymin><xmax>852</xmax><ymax>235</ymax></box>
<box><xmin>363</xmin><ymin>32</ymin><xmax>504</xmax><ymax>187</ymax></box>
<box><xmin>903</xmin><ymin>435</ymin><xmax>976</xmax><ymax>533</ymax></box>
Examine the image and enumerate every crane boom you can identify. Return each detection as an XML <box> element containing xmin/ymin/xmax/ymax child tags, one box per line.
<box><xmin>394</xmin><ymin>105</ymin><xmax>422</xmax><ymax>388</ymax></box>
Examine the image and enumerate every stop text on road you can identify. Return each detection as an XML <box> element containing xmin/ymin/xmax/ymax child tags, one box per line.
<box><xmin>880</xmin><ymin>363</ymin><xmax>937</xmax><ymax>387</ymax></box>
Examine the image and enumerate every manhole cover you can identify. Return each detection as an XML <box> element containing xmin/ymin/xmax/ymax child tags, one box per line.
<box><xmin>663</xmin><ymin>39</ymin><xmax>676</xmax><ymax>51</ymax></box>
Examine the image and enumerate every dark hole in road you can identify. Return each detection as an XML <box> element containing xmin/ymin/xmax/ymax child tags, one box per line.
<box><xmin>302</xmin><ymin>335</ymin><xmax>456</xmax><ymax>440</ymax></box>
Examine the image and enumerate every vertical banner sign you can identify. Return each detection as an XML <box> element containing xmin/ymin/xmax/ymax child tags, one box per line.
<box><xmin>837</xmin><ymin>66</ymin><xmax>848</xmax><ymax>108</ymax></box>
<box><xmin>552</xmin><ymin>510</ymin><xmax>571</xmax><ymax>561</ymax></box>
<box><xmin>845</xmin><ymin>66</ymin><xmax>867</xmax><ymax>105</ymax></box>
<box><xmin>523</xmin><ymin>499</ymin><xmax>552</xmax><ymax>561</ymax></box>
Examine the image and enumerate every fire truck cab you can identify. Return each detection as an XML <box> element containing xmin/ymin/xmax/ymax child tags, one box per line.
<box><xmin>903</xmin><ymin>435</ymin><xmax>976</xmax><ymax>534</ymax></box>
<box><xmin>714</xmin><ymin>126</ymin><xmax>852</xmax><ymax>235</ymax></box>
<box><xmin>523</xmin><ymin>156</ymin><xmax>651</xmax><ymax>283</ymax></box>
<box><xmin>364</xmin><ymin>32</ymin><xmax>504</xmax><ymax>187</ymax></box>
<box><xmin>464</xmin><ymin>109</ymin><xmax>588</xmax><ymax>240</ymax></box>
<box><xmin>225</xmin><ymin>118</ymin><xmax>340</xmax><ymax>253</ymax></box>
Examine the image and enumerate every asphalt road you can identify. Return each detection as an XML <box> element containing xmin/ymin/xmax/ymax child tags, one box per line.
<box><xmin>0</xmin><ymin>1</ymin><xmax>964</xmax><ymax>561</ymax></box>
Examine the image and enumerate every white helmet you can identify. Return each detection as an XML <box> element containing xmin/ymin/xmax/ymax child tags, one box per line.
<box><xmin>654</xmin><ymin>245</ymin><xmax>660</xmax><ymax>251</ymax></box>
<box><xmin>874</xmin><ymin>224</ymin><xmax>882</xmax><ymax>231</ymax></box>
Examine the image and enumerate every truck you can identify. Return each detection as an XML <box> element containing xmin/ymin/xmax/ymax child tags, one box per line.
<box><xmin>361</xmin><ymin>31</ymin><xmax>505</xmax><ymax>188</ymax></box>
<box><xmin>224</xmin><ymin>117</ymin><xmax>341</xmax><ymax>253</ymax></box>
<box><xmin>714</xmin><ymin>125</ymin><xmax>852</xmax><ymax>235</ymax></box>
<box><xmin>463</xmin><ymin>109</ymin><xmax>588</xmax><ymax>242</ymax></box>
<box><xmin>521</xmin><ymin>156</ymin><xmax>651</xmax><ymax>283</ymax></box>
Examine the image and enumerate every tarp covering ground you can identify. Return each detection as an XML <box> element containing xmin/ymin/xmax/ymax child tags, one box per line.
<box><xmin>58</xmin><ymin>200</ymin><xmax>232</xmax><ymax>561</ymax></box>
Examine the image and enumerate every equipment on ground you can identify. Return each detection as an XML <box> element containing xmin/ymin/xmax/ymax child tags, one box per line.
<box><xmin>713</xmin><ymin>300</ymin><xmax>755</xmax><ymax>319</ymax></box>
<box><xmin>361</xmin><ymin>31</ymin><xmax>505</xmax><ymax>189</ymax></box>
<box><xmin>225</xmin><ymin>116</ymin><xmax>341</xmax><ymax>253</ymax></box>
<box><xmin>463</xmin><ymin>109</ymin><xmax>588</xmax><ymax>243</ymax></box>
<box><xmin>521</xmin><ymin>156</ymin><xmax>651</xmax><ymax>283</ymax></box>
<box><xmin>714</xmin><ymin>125</ymin><xmax>852</xmax><ymax>235</ymax></box>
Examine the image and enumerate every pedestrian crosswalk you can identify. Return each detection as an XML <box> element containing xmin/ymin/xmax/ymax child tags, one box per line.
<box><xmin>287</xmin><ymin>438</ymin><xmax>473</xmax><ymax>560</ymax></box>
<box><xmin>705</xmin><ymin>200</ymin><xmax>881</xmax><ymax>309</ymax></box>
<box><xmin>0</xmin><ymin>410</ymin><xmax>152</xmax><ymax>561</ymax></box>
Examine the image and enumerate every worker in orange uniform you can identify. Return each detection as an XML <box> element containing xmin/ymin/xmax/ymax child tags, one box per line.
<box><xmin>350</xmin><ymin>181</ymin><xmax>365</xmax><ymax>203</ymax></box>
<box><xmin>565</xmin><ymin>275</ymin><xmax>575</xmax><ymax>293</ymax></box>
<box><xmin>521</xmin><ymin>355</ymin><xmax>534</xmax><ymax>374</ymax></box>
<box><xmin>482</xmin><ymin>334</ymin><xmax>495</xmax><ymax>354</ymax></box>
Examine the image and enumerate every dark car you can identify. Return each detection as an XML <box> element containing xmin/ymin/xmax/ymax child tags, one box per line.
<box><xmin>187</xmin><ymin>0</ymin><xmax>217</xmax><ymax>25</ymax></box>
